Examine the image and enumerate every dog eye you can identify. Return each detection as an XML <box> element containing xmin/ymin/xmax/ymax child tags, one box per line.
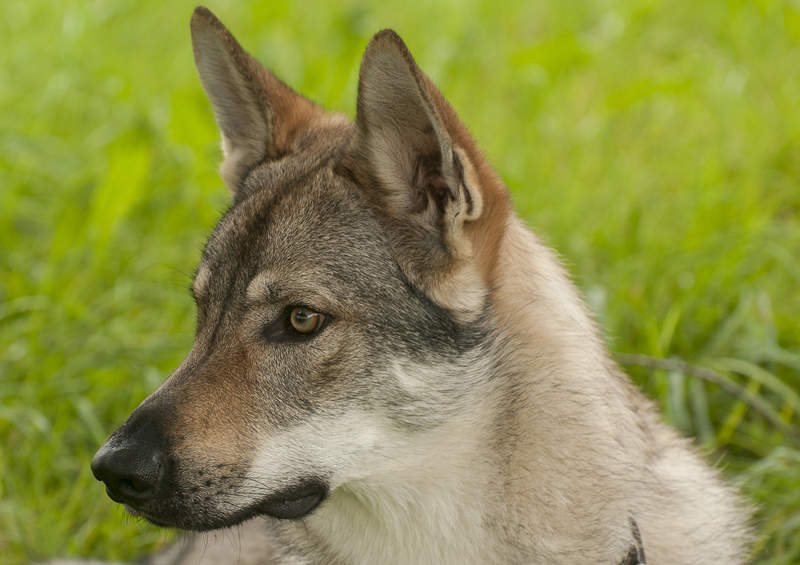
<box><xmin>288</xmin><ymin>306</ymin><xmax>325</xmax><ymax>335</ymax></box>
<box><xmin>261</xmin><ymin>306</ymin><xmax>329</xmax><ymax>342</ymax></box>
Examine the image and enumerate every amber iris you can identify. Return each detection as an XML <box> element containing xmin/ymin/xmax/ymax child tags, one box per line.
<box><xmin>289</xmin><ymin>307</ymin><xmax>323</xmax><ymax>334</ymax></box>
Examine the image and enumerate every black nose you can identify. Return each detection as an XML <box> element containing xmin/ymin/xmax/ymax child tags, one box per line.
<box><xmin>91</xmin><ymin>442</ymin><xmax>164</xmax><ymax>505</ymax></box>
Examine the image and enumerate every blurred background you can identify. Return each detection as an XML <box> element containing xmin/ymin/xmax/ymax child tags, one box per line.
<box><xmin>1</xmin><ymin>0</ymin><xmax>799</xmax><ymax>562</ymax></box>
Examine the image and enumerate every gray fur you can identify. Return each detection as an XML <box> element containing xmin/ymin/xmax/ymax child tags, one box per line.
<box><xmin>85</xmin><ymin>7</ymin><xmax>752</xmax><ymax>565</ymax></box>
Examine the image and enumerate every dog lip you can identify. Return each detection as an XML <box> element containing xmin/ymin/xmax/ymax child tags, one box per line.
<box><xmin>255</xmin><ymin>480</ymin><xmax>328</xmax><ymax>520</ymax></box>
<box><xmin>124</xmin><ymin>505</ymin><xmax>172</xmax><ymax>527</ymax></box>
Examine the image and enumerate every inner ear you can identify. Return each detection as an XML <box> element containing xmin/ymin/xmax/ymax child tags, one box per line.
<box><xmin>411</xmin><ymin>152</ymin><xmax>449</xmax><ymax>213</ymax></box>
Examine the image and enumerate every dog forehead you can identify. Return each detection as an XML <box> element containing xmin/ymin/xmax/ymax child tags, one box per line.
<box><xmin>258</xmin><ymin>172</ymin><xmax>379</xmax><ymax>257</ymax></box>
<box><xmin>199</xmin><ymin>166</ymin><xmax>387</xmax><ymax>289</ymax></box>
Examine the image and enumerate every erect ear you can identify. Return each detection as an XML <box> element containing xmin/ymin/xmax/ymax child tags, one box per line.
<box><xmin>190</xmin><ymin>7</ymin><xmax>325</xmax><ymax>192</ymax></box>
<box><xmin>354</xmin><ymin>30</ymin><xmax>510</xmax><ymax>316</ymax></box>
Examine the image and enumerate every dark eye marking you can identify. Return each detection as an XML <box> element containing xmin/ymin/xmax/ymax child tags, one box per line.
<box><xmin>262</xmin><ymin>306</ymin><xmax>329</xmax><ymax>342</ymax></box>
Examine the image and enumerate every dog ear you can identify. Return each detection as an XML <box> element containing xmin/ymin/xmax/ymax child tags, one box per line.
<box><xmin>190</xmin><ymin>7</ymin><xmax>324</xmax><ymax>192</ymax></box>
<box><xmin>354</xmin><ymin>30</ymin><xmax>509</xmax><ymax>316</ymax></box>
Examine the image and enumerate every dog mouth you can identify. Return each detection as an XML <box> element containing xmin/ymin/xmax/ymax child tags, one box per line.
<box><xmin>125</xmin><ymin>478</ymin><xmax>329</xmax><ymax>529</ymax></box>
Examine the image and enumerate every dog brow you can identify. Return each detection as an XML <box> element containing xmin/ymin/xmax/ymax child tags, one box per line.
<box><xmin>246</xmin><ymin>271</ymin><xmax>277</xmax><ymax>304</ymax></box>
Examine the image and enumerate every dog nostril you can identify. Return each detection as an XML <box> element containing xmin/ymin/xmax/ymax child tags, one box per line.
<box><xmin>103</xmin><ymin>465</ymin><xmax>161</xmax><ymax>504</ymax></box>
<box><xmin>118</xmin><ymin>477</ymin><xmax>154</xmax><ymax>497</ymax></box>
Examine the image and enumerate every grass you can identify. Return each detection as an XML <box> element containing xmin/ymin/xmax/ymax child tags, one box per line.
<box><xmin>1</xmin><ymin>0</ymin><xmax>799</xmax><ymax>562</ymax></box>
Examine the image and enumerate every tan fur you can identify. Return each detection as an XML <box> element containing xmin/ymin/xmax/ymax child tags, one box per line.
<box><xmin>489</xmin><ymin>217</ymin><xmax>752</xmax><ymax>562</ymax></box>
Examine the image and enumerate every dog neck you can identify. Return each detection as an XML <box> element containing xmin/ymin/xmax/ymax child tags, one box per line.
<box><xmin>303</xmin><ymin>408</ymin><xmax>504</xmax><ymax>565</ymax></box>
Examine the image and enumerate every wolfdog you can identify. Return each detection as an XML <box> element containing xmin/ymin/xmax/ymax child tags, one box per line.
<box><xmin>88</xmin><ymin>7</ymin><xmax>752</xmax><ymax>564</ymax></box>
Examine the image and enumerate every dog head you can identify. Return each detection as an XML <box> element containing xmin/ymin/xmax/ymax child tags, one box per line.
<box><xmin>92</xmin><ymin>7</ymin><xmax>510</xmax><ymax>530</ymax></box>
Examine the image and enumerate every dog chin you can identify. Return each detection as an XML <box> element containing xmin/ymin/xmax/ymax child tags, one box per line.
<box><xmin>124</xmin><ymin>505</ymin><xmax>175</xmax><ymax>528</ymax></box>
